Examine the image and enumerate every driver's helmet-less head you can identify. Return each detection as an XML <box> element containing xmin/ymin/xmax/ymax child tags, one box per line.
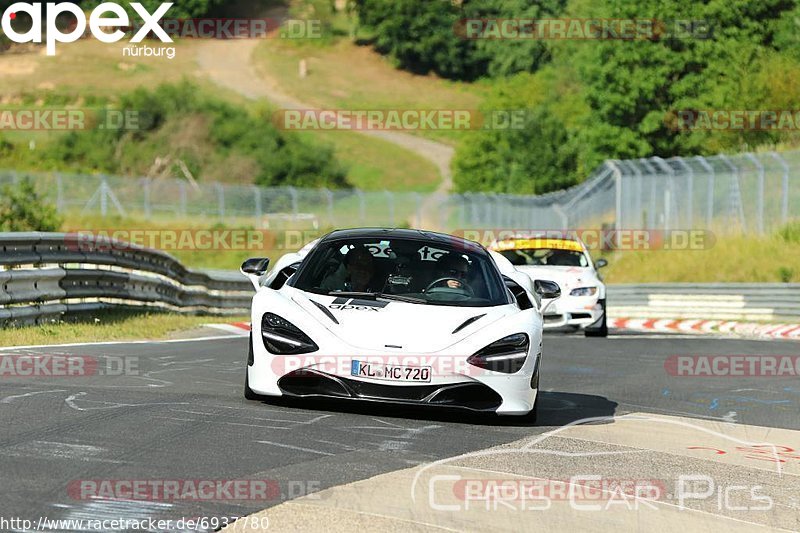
<box><xmin>438</xmin><ymin>253</ymin><xmax>469</xmax><ymax>279</ymax></box>
<box><xmin>547</xmin><ymin>250</ymin><xmax>578</xmax><ymax>266</ymax></box>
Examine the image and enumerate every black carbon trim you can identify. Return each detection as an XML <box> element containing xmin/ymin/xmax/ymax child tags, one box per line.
<box><xmin>310</xmin><ymin>299</ymin><xmax>340</xmax><ymax>324</ymax></box>
<box><xmin>452</xmin><ymin>314</ymin><xmax>486</xmax><ymax>334</ymax></box>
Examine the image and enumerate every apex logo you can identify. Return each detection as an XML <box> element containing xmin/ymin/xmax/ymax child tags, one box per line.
<box><xmin>1</xmin><ymin>2</ymin><xmax>173</xmax><ymax>56</ymax></box>
<box><xmin>329</xmin><ymin>297</ymin><xmax>389</xmax><ymax>311</ymax></box>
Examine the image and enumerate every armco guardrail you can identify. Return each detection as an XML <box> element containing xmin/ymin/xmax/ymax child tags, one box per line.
<box><xmin>3</xmin><ymin>234</ymin><xmax>796</xmax><ymax>327</ymax></box>
<box><xmin>607</xmin><ymin>284</ymin><xmax>800</xmax><ymax>322</ymax></box>
<box><xmin>0</xmin><ymin>232</ymin><xmax>254</xmax><ymax>327</ymax></box>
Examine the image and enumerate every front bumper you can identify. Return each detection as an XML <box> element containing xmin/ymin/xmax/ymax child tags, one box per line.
<box><xmin>542</xmin><ymin>295</ymin><xmax>604</xmax><ymax>329</ymax></box>
<box><xmin>248</xmin><ymin>348</ymin><xmax>540</xmax><ymax>416</ymax></box>
<box><xmin>276</xmin><ymin>368</ymin><xmax>504</xmax><ymax>412</ymax></box>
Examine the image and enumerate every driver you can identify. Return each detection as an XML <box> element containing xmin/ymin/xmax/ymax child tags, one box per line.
<box><xmin>547</xmin><ymin>249</ymin><xmax>579</xmax><ymax>266</ymax></box>
<box><xmin>437</xmin><ymin>253</ymin><xmax>469</xmax><ymax>289</ymax></box>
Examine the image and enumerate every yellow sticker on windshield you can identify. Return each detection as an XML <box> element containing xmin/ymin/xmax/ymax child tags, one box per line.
<box><xmin>493</xmin><ymin>238</ymin><xmax>582</xmax><ymax>252</ymax></box>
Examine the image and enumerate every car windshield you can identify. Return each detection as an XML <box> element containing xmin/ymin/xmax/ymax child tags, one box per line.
<box><xmin>290</xmin><ymin>236</ymin><xmax>511</xmax><ymax>307</ymax></box>
<box><xmin>500</xmin><ymin>248</ymin><xmax>589</xmax><ymax>267</ymax></box>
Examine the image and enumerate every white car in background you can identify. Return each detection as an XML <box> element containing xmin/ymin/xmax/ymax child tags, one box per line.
<box><xmin>489</xmin><ymin>236</ymin><xmax>608</xmax><ymax>337</ymax></box>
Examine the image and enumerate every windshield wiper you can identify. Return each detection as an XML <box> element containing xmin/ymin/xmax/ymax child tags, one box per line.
<box><xmin>327</xmin><ymin>291</ymin><xmax>426</xmax><ymax>304</ymax></box>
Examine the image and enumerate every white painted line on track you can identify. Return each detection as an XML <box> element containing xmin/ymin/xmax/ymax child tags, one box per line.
<box><xmin>0</xmin><ymin>334</ymin><xmax>245</xmax><ymax>351</ymax></box>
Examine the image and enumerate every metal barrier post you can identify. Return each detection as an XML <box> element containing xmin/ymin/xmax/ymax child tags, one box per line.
<box><xmin>745</xmin><ymin>153</ymin><xmax>765</xmax><ymax>235</ymax></box>
<box><xmin>694</xmin><ymin>156</ymin><xmax>715</xmax><ymax>229</ymax></box>
<box><xmin>771</xmin><ymin>152</ymin><xmax>790</xmax><ymax>224</ymax></box>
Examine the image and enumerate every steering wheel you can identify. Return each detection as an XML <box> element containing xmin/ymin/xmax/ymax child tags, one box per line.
<box><xmin>424</xmin><ymin>277</ymin><xmax>474</xmax><ymax>297</ymax></box>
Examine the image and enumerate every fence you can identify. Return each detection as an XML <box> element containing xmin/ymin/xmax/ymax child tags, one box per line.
<box><xmin>0</xmin><ymin>150</ymin><xmax>797</xmax><ymax>235</ymax></box>
<box><xmin>0</xmin><ymin>233</ymin><xmax>253</xmax><ymax>326</ymax></box>
<box><xmin>612</xmin><ymin>151</ymin><xmax>800</xmax><ymax>235</ymax></box>
<box><xmin>607</xmin><ymin>283</ymin><xmax>800</xmax><ymax>322</ymax></box>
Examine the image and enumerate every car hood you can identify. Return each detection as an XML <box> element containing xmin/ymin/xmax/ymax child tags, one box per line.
<box><xmin>514</xmin><ymin>266</ymin><xmax>600</xmax><ymax>293</ymax></box>
<box><xmin>292</xmin><ymin>291</ymin><xmax>514</xmax><ymax>353</ymax></box>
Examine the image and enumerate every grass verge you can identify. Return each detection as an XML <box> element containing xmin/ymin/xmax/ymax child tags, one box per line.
<box><xmin>0</xmin><ymin>310</ymin><xmax>249</xmax><ymax>348</ymax></box>
<box><xmin>293</xmin><ymin>129</ymin><xmax>440</xmax><ymax>192</ymax></box>
<box><xmin>252</xmin><ymin>38</ymin><xmax>487</xmax><ymax>145</ymax></box>
<box><xmin>0</xmin><ymin>40</ymin><xmax>441</xmax><ymax>191</ymax></box>
<box><xmin>602</xmin><ymin>231</ymin><xmax>800</xmax><ymax>283</ymax></box>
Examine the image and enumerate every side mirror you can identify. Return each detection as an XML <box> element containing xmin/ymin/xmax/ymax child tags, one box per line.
<box><xmin>241</xmin><ymin>258</ymin><xmax>270</xmax><ymax>290</ymax></box>
<box><xmin>595</xmin><ymin>258</ymin><xmax>608</xmax><ymax>269</ymax></box>
<box><xmin>534</xmin><ymin>279</ymin><xmax>561</xmax><ymax>300</ymax></box>
<box><xmin>241</xmin><ymin>257</ymin><xmax>270</xmax><ymax>276</ymax></box>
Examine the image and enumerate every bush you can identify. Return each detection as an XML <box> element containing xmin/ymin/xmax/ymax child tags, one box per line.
<box><xmin>453</xmin><ymin>68</ymin><xmax>587</xmax><ymax>193</ymax></box>
<box><xmin>454</xmin><ymin>105</ymin><xmax>580</xmax><ymax>194</ymax></box>
<box><xmin>8</xmin><ymin>82</ymin><xmax>348</xmax><ymax>189</ymax></box>
<box><xmin>0</xmin><ymin>179</ymin><xmax>63</xmax><ymax>232</ymax></box>
<box><xmin>778</xmin><ymin>221</ymin><xmax>800</xmax><ymax>243</ymax></box>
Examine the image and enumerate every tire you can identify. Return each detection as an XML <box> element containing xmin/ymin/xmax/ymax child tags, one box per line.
<box><xmin>244</xmin><ymin>369</ymin><xmax>260</xmax><ymax>401</ymax></box>
<box><xmin>244</xmin><ymin>335</ymin><xmax>260</xmax><ymax>400</ymax></box>
<box><xmin>527</xmin><ymin>394</ymin><xmax>539</xmax><ymax>424</ymax></box>
<box><xmin>584</xmin><ymin>299</ymin><xmax>608</xmax><ymax>338</ymax></box>
<box><xmin>527</xmin><ymin>368</ymin><xmax>540</xmax><ymax>423</ymax></box>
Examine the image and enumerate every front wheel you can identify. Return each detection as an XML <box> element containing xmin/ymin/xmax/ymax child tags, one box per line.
<box><xmin>244</xmin><ymin>372</ymin><xmax>259</xmax><ymax>400</ymax></box>
<box><xmin>584</xmin><ymin>299</ymin><xmax>608</xmax><ymax>338</ymax></box>
<box><xmin>244</xmin><ymin>335</ymin><xmax>261</xmax><ymax>400</ymax></box>
<box><xmin>526</xmin><ymin>368</ymin><xmax>540</xmax><ymax>423</ymax></box>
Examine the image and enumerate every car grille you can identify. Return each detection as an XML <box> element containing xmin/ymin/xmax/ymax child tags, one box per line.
<box><xmin>277</xmin><ymin>369</ymin><xmax>502</xmax><ymax>412</ymax></box>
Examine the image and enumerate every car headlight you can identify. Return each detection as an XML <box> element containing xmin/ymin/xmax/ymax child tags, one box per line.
<box><xmin>467</xmin><ymin>333</ymin><xmax>529</xmax><ymax>374</ymax></box>
<box><xmin>570</xmin><ymin>286</ymin><xmax>598</xmax><ymax>297</ymax></box>
<box><xmin>261</xmin><ymin>313</ymin><xmax>318</xmax><ymax>355</ymax></box>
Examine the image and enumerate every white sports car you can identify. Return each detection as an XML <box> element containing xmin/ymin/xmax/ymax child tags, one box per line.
<box><xmin>240</xmin><ymin>229</ymin><xmax>561</xmax><ymax>417</ymax></box>
<box><xmin>489</xmin><ymin>236</ymin><xmax>608</xmax><ymax>337</ymax></box>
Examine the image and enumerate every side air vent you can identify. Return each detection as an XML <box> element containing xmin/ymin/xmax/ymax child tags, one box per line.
<box><xmin>452</xmin><ymin>314</ymin><xmax>486</xmax><ymax>334</ymax></box>
<box><xmin>270</xmin><ymin>262</ymin><xmax>301</xmax><ymax>290</ymax></box>
<box><xmin>310</xmin><ymin>299</ymin><xmax>340</xmax><ymax>324</ymax></box>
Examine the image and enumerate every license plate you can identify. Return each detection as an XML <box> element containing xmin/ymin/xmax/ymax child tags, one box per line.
<box><xmin>350</xmin><ymin>360</ymin><xmax>431</xmax><ymax>382</ymax></box>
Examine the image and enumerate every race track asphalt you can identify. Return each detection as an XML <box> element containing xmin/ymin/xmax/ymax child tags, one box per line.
<box><xmin>0</xmin><ymin>331</ymin><xmax>798</xmax><ymax>531</ymax></box>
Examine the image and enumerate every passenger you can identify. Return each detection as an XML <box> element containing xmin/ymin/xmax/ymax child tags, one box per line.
<box><xmin>343</xmin><ymin>246</ymin><xmax>376</xmax><ymax>292</ymax></box>
<box><xmin>321</xmin><ymin>245</ymin><xmax>378</xmax><ymax>292</ymax></box>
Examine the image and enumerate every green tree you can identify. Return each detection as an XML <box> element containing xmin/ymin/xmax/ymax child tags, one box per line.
<box><xmin>453</xmin><ymin>69</ymin><xmax>586</xmax><ymax>193</ymax></box>
<box><xmin>354</xmin><ymin>0</ymin><xmax>565</xmax><ymax>80</ymax></box>
<box><xmin>468</xmin><ymin>0</ymin><xmax>566</xmax><ymax>78</ymax></box>
<box><xmin>569</xmin><ymin>0</ymin><xmax>797</xmax><ymax>165</ymax></box>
